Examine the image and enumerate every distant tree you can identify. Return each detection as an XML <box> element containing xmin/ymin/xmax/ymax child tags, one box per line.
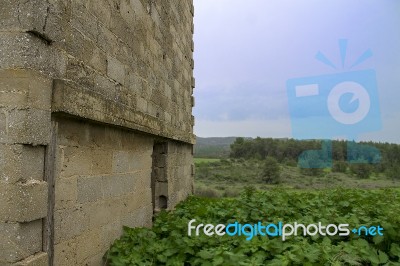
<box><xmin>228</xmin><ymin>137</ymin><xmax>400</xmax><ymax>175</ymax></box>
<box><xmin>230</xmin><ymin>137</ymin><xmax>252</xmax><ymax>159</ymax></box>
<box><xmin>350</xmin><ymin>163</ymin><xmax>372</xmax><ymax>179</ymax></box>
<box><xmin>386</xmin><ymin>165</ymin><xmax>400</xmax><ymax>179</ymax></box>
<box><xmin>332</xmin><ymin>161</ymin><xmax>348</xmax><ymax>173</ymax></box>
<box><xmin>261</xmin><ymin>156</ymin><xmax>281</xmax><ymax>184</ymax></box>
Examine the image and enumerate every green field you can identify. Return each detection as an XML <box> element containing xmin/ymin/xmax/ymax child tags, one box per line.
<box><xmin>194</xmin><ymin>158</ymin><xmax>400</xmax><ymax>198</ymax></box>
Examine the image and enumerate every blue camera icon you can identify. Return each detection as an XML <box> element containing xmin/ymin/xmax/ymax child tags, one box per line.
<box><xmin>287</xmin><ymin>69</ymin><xmax>381</xmax><ymax>140</ymax></box>
<box><xmin>287</xmin><ymin>68</ymin><xmax>382</xmax><ymax>167</ymax></box>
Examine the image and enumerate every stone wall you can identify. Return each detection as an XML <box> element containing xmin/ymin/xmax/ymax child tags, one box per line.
<box><xmin>0</xmin><ymin>0</ymin><xmax>194</xmax><ymax>265</ymax></box>
<box><xmin>0</xmin><ymin>70</ymin><xmax>52</xmax><ymax>266</ymax></box>
<box><xmin>53</xmin><ymin>117</ymin><xmax>154</xmax><ymax>265</ymax></box>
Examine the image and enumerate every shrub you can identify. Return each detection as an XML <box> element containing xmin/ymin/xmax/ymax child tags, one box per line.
<box><xmin>332</xmin><ymin>161</ymin><xmax>348</xmax><ymax>173</ymax></box>
<box><xmin>350</xmin><ymin>163</ymin><xmax>372</xmax><ymax>179</ymax></box>
<box><xmin>261</xmin><ymin>156</ymin><xmax>281</xmax><ymax>184</ymax></box>
<box><xmin>194</xmin><ymin>186</ymin><xmax>220</xmax><ymax>198</ymax></box>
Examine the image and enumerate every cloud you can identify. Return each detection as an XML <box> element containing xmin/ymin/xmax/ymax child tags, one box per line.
<box><xmin>194</xmin><ymin>118</ymin><xmax>292</xmax><ymax>138</ymax></box>
<box><xmin>194</xmin><ymin>82</ymin><xmax>289</xmax><ymax>121</ymax></box>
<box><xmin>193</xmin><ymin>0</ymin><xmax>400</xmax><ymax>143</ymax></box>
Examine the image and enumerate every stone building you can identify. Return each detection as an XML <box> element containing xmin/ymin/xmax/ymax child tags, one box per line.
<box><xmin>0</xmin><ymin>0</ymin><xmax>195</xmax><ymax>265</ymax></box>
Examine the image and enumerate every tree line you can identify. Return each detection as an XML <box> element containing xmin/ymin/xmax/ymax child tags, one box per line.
<box><xmin>230</xmin><ymin>137</ymin><xmax>400</xmax><ymax>179</ymax></box>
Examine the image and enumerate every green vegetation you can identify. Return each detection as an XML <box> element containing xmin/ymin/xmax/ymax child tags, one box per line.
<box><xmin>261</xmin><ymin>156</ymin><xmax>281</xmax><ymax>184</ymax></box>
<box><xmin>194</xmin><ymin>158</ymin><xmax>400</xmax><ymax>198</ymax></box>
<box><xmin>229</xmin><ymin>137</ymin><xmax>400</xmax><ymax>178</ymax></box>
<box><xmin>194</xmin><ymin>137</ymin><xmax>237</xmax><ymax>158</ymax></box>
<box><xmin>108</xmin><ymin>137</ymin><xmax>400</xmax><ymax>264</ymax></box>
<box><xmin>105</xmin><ymin>188</ymin><xmax>400</xmax><ymax>265</ymax></box>
<box><xmin>194</xmin><ymin>158</ymin><xmax>221</xmax><ymax>164</ymax></box>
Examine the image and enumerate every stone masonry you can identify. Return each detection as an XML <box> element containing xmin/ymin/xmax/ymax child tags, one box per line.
<box><xmin>0</xmin><ymin>1</ymin><xmax>195</xmax><ymax>265</ymax></box>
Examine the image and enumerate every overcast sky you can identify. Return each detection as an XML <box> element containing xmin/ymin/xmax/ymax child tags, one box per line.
<box><xmin>193</xmin><ymin>0</ymin><xmax>400</xmax><ymax>143</ymax></box>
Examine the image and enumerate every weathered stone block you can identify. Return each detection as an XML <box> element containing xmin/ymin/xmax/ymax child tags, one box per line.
<box><xmin>6</xmin><ymin>108</ymin><xmax>51</xmax><ymax>145</ymax></box>
<box><xmin>154</xmin><ymin>154</ymin><xmax>167</xmax><ymax>168</ymax></box>
<box><xmin>91</xmin><ymin>149</ymin><xmax>113</xmax><ymax>175</ymax></box>
<box><xmin>102</xmin><ymin>174</ymin><xmax>136</xmax><ymax>199</ymax></box>
<box><xmin>65</xmin><ymin>56</ymin><xmax>95</xmax><ymax>89</ymax></box>
<box><xmin>120</xmin><ymin>205</ymin><xmax>153</xmax><ymax>228</ymax></box>
<box><xmin>0</xmin><ymin>220</ymin><xmax>42</xmax><ymax>263</ymax></box>
<box><xmin>76</xmin><ymin>228</ymin><xmax>102</xmax><ymax>263</ymax></box>
<box><xmin>54</xmin><ymin>207</ymin><xmax>88</xmax><ymax>244</ymax></box>
<box><xmin>155</xmin><ymin>181</ymin><xmax>168</xmax><ymax>196</ymax></box>
<box><xmin>53</xmin><ymin>238</ymin><xmax>77</xmax><ymax>266</ymax></box>
<box><xmin>0</xmin><ymin>0</ymin><xmax>49</xmax><ymax>33</ymax></box>
<box><xmin>87</xmin><ymin>0</ymin><xmax>112</xmax><ymax>27</ymax></box>
<box><xmin>83</xmin><ymin>200</ymin><xmax>117</xmax><ymax>228</ymax></box>
<box><xmin>77</xmin><ymin>176</ymin><xmax>103</xmax><ymax>203</ymax></box>
<box><xmin>0</xmin><ymin>144</ymin><xmax>45</xmax><ymax>184</ymax></box>
<box><xmin>0</xmin><ymin>111</ymin><xmax>6</xmax><ymax>142</ymax></box>
<box><xmin>119</xmin><ymin>189</ymin><xmax>151</xmax><ymax>214</ymax></box>
<box><xmin>60</xmin><ymin>146</ymin><xmax>92</xmax><ymax>178</ymax></box>
<box><xmin>191</xmin><ymin>96</ymin><xmax>195</xmax><ymax>107</ymax></box>
<box><xmin>112</xmin><ymin>151</ymin><xmax>131</xmax><ymax>173</ymax></box>
<box><xmin>70</xmin><ymin>1</ymin><xmax>98</xmax><ymax>42</ymax></box>
<box><xmin>90</xmin><ymin>48</ymin><xmax>108</xmax><ymax>74</ymax></box>
<box><xmin>0</xmin><ymin>33</ymin><xmax>67</xmax><ymax>78</ymax></box>
<box><xmin>107</xmin><ymin>56</ymin><xmax>125</xmax><ymax>85</ymax></box>
<box><xmin>130</xmin><ymin>0</ymin><xmax>147</xmax><ymax>18</ymax></box>
<box><xmin>96</xmin><ymin>25</ymin><xmax>119</xmax><ymax>57</ymax></box>
<box><xmin>14</xmin><ymin>252</ymin><xmax>48</xmax><ymax>266</ymax></box>
<box><xmin>81</xmin><ymin>252</ymin><xmax>105</xmax><ymax>266</ymax></box>
<box><xmin>100</xmin><ymin>221</ymin><xmax>123</xmax><ymax>250</ymax></box>
<box><xmin>153</xmin><ymin>167</ymin><xmax>167</xmax><ymax>182</ymax></box>
<box><xmin>0</xmin><ymin>181</ymin><xmax>48</xmax><ymax>222</ymax></box>
<box><xmin>54</xmin><ymin>177</ymin><xmax>77</xmax><ymax>209</ymax></box>
<box><xmin>93</xmin><ymin>73</ymin><xmax>117</xmax><ymax>100</ymax></box>
<box><xmin>137</xmin><ymin>97</ymin><xmax>148</xmax><ymax>113</ymax></box>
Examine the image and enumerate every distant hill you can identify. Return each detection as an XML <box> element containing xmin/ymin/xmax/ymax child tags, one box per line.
<box><xmin>196</xmin><ymin>137</ymin><xmax>239</xmax><ymax>146</ymax></box>
<box><xmin>194</xmin><ymin>137</ymin><xmax>249</xmax><ymax>158</ymax></box>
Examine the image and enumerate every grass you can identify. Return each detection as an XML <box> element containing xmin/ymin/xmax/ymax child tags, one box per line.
<box><xmin>194</xmin><ymin>158</ymin><xmax>400</xmax><ymax>197</ymax></box>
<box><xmin>194</xmin><ymin>157</ymin><xmax>221</xmax><ymax>164</ymax></box>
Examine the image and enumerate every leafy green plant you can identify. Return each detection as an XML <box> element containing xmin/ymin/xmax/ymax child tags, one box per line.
<box><xmin>105</xmin><ymin>188</ymin><xmax>400</xmax><ymax>265</ymax></box>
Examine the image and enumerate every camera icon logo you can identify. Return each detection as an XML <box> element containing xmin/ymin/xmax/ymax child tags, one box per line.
<box><xmin>328</xmin><ymin>81</ymin><xmax>370</xmax><ymax>125</ymax></box>
<box><xmin>286</xmin><ymin>40</ymin><xmax>381</xmax><ymax>168</ymax></box>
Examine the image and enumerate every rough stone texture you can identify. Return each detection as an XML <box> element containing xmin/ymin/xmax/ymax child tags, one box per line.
<box><xmin>0</xmin><ymin>0</ymin><xmax>194</xmax><ymax>264</ymax></box>
<box><xmin>0</xmin><ymin>144</ymin><xmax>45</xmax><ymax>184</ymax></box>
<box><xmin>0</xmin><ymin>220</ymin><xmax>43</xmax><ymax>263</ymax></box>
<box><xmin>1</xmin><ymin>0</ymin><xmax>195</xmax><ymax>143</ymax></box>
<box><xmin>51</xmin><ymin>117</ymin><xmax>194</xmax><ymax>265</ymax></box>
<box><xmin>14</xmin><ymin>252</ymin><xmax>48</xmax><ymax>266</ymax></box>
<box><xmin>0</xmin><ymin>181</ymin><xmax>48</xmax><ymax>223</ymax></box>
<box><xmin>0</xmin><ymin>69</ymin><xmax>51</xmax><ymax>265</ymax></box>
<box><xmin>53</xmin><ymin>117</ymin><xmax>154</xmax><ymax>265</ymax></box>
<box><xmin>166</xmin><ymin>142</ymin><xmax>194</xmax><ymax>208</ymax></box>
<box><xmin>0</xmin><ymin>70</ymin><xmax>52</xmax><ymax>146</ymax></box>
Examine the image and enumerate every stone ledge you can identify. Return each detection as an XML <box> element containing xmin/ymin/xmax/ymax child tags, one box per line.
<box><xmin>52</xmin><ymin>79</ymin><xmax>195</xmax><ymax>144</ymax></box>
